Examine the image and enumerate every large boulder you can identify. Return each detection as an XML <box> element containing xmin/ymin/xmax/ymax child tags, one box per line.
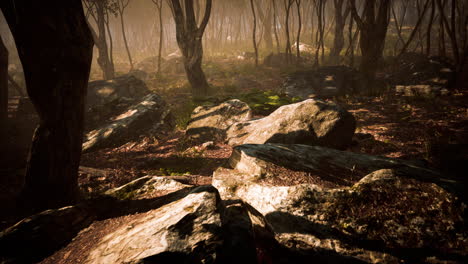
<box><xmin>87</xmin><ymin>186</ymin><xmax>223</xmax><ymax>264</ymax></box>
<box><xmin>213</xmin><ymin>144</ymin><xmax>467</xmax><ymax>263</ymax></box>
<box><xmin>386</xmin><ymin>52</ymin><xmax>455</xmax><ymax>88</ymax></box>
<box><xmin>83</xmin><ymin>93</ymin><xmax>175</xmax><ymax>152</ymax></box>
<box><xmin>226</xmin><ymin>99</ymin><xmax>356</xmax><ymax>149</ymax></box>
<box><xmin>281</xmin><ymin>66</ymin><xmax>363</xmax><ymax>99</ymax></box>
<box><xmin>87</xmin><ymin>74</ymin><xmax>149</xmax><ymax>108</ymax></box>
<box><xmin>186</xmin><ymin>99</ymin><xmax>252</xmax><ymax>143</ymax></box>
<box><xmin>135</xmin><ymin>56</ymin><xmax>166</xmax><ymax>73</ymax></box>
<box><xmin>0</xmin><ymin>205</ymin><xmax>95</xmax><ymax>264</ymax></box>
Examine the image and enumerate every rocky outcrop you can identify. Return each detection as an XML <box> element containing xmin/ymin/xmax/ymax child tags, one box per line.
<box><xmin>281</xmin><ymin>66</ymin><xmax>363</xmax><ymax>99</ymax></box>
<box><xmin>395</xmin><ymin>84</ymin><xmax>449</xmax><ymax>97</ymax></box>
<box><xmin>386</xmin><ymin>52</ymin><xmax>455</xmax><ymax>88</ymax></box>
<box><xmin>0</xmin><ymin>205</ymin><xmax>95</xmax><ymax>264</ymax></box>
<box><xmin>83</xmin><ymin>94</ymin><xmax>175</xmax><ymax>152</ymax></box>
<box><xmin>105</xmin><ymin>176</ymin><xmax>191</xmax><ymax>200</ymax></box>
<box><xmin>226</xmin><ymin>99</ymin><xmax>356</xmax><ymax>149</ymax></box>
<box><xmin>87</xmin><ymin>186</ymin><xmax>224</xmax><ymax>264</ymax></box>
<box><xmin>87</xmin><ymin>74</ymin><xmax>149</xmax><ymax>108</ymax></box>
<box><xmin>213</xmin><ymin>143</ymin><xmax>467</xmax><ymax>263</ymax></box>
<box><xmin>186</xmin><ymin>99</ymin><xmax>252</xmax><ymax>143</ymax></box>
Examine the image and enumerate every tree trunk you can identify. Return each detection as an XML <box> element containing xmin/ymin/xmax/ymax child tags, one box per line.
<box><xmin>169</xmin><ymin>0</ymin><xmax>212</xmax><ymax>98</ymax></box>
<box><xmin>0</xmin><ymin>35</ymin><xmax>7</xmax><ymax>132</ymax></box>
<box><xmin>295</xmin><ymin>0</ymin><xmax>302</xmax><ymax>61</ymax></box>
<box><xmin>0</xmin><ymin>0</ymin><xmax>94</xmax><ymax>211</ymax></box>
<box><xmin>251</xmin><ymin>0</ymin><xmax>259</xmax><ymax>66</ymax></box>
<box><xmin>351</xmin><ymin>0</ymin><xmax>390</xmax><ymax>94</ymax></box>
<box><xmin>94</xmin><ymin>2</ymin><xmax>114</xmax><ymax>80</ymax></box>
<box><xmin>119</xmin><ymin>6</ymin><xmax>134</xmax><ymax>71</ymax></box>
<box><xmin>273</xmin><ymin>0</ymin><xmax>281</xmax><ymax>54</ymax></box>
<box><xmin>284</xmin><ymin>0</ymin><xmax>294</xmax><ymax>64</ymax></box>
<box><xmin>330</xmin><ymin>0</ymin><xmax>348</xmax><ymax>65</ymax></box>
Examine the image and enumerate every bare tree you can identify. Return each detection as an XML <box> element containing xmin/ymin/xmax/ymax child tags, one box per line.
<box><xmin>84</xmin><ymin>0</ymin><xmax>115</xmax><ymax>80</ymax></box>
<box><xmin>295</xmin><ymin>0</ymin><xmax>302</xmax><ymax>61</ymax></box>
<box><xmin>272</xmin><ymin>0</ymin><xmax>281</xmax><ymax>53</ymax></box>
<box><xmin>151</xmin><ymin>0</ymin><xmax>164</xmax><ymax>74</ymax></box>
<box><xmin>0</xmin><ymin>35</ymin><xmax>7</xmax><ymax>131</ymax></box>
<box><xmin>1</xmin><ymin>0</ymin><xmax>93</xmax><ymax>210</ymax></box>
<box><xmin>117</xmin><ymin>0</ymin><xmax>134</xmax><ymax>71</ymax></box>
<box><xmin>168</xmin><ymin>0</ymin><xmax>212</xmax><ymax>97</ymax></box>
<box><xmin>330</xmin><ymin>0</ymin><xmax>350</xmax><ymax>64</ymax></box>
<box><xmin>250</xmin><ymin>0</ymin><xmax>259</xmax><ymax>66</ymax></box>
<box><xmin>284</xmin><ymin>0</ymin><xmax>294</xmax><ymax>63</ymax></box>
<box><xmin>351</xmin><ymin>0</ymin><xmax>391</xmax><ymax>94</ymax></box>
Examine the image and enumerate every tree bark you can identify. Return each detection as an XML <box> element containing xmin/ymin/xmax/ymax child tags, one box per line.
<box><xmin>118</xmin><ymin>0</ymin><xmax>134</xmax><ymax>71</ymax></box>
<box><xmin>251</xmin><ymin>0</ymin><xmax>259</xmax><ymax>66</ymax></box>
<box><xmin>0</xmin><ymin>0</ymin><xmax>94</xmax><ymax>211</ymax></box>
<box><xmin>169</xmin><ymin>0</ymin><xmax>212</xmax><ymax>98</ymax></box>
<box><xmin>351</xmin><ymin>0</ymin><xmax>391</xmax><ymax>94</ymax></box>
<box><xmin>284</xmin><ymin>0</ymin><xmax>294</xmax><ymax>64</ymax></box>
<box><xmin>295</xmin><ymin>0</ymin><xmax>302</xmax><ymax>62</ymax></box>
<box><xmin>330</xmin><ymin>0</ymin><xmax>349</xmax><ymax>65</ymax></box>
<box><xmin>0</xmin><ymin>35</ymin><xmax>7</xmax><ymax>132</ymax></box>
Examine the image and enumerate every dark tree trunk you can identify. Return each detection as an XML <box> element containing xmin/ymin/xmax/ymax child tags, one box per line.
<box><xmin>250</xmin><ymin>0</ymin><xmax>259</xmax><ymax>66</ymax></box>
<box><xmin>0</xmin><ymin>0</ymin><xmax>94</xmax><ymax>211</ymax></box>
<box><xmin>351</xmin><ymin>0</ymin><xmax>390</xmax><ymax>94</ymax></box>
<box><xmin>118</xmin><ymin>0</ymin><xmax>133</xmax><ymax>71</ymax></box>
<box><xmin>273</xmin><ymin>0</ymin><xmax>281</xmax><ymax>54</ymax></box>
<box><xmin>86</xmin><ymin>0</ymin><xmax>115</xmax><ymax>80</ymax></box>
<box><xmin>0</xmin><ymin>35</ymin><xmax>7</xmax><ymax>132</ymax></box>
<box><xmin>284</xmin><ymin>0</ymin><xmax>294</xmax><ymax>64</ymax></box>
<box><xmin>330</xmin><ymin>0</ymin><xmax>349</xmax><ymax>65</ymax></box>
<box><xmin>295</xmin><ymin>0</ymin><xmax>302</xmax><ymax>62</ymax></box>
<box><xmin>169</xmin><ymin>0</ymin><xmax>212</xmax><ymax>98</ymax></box>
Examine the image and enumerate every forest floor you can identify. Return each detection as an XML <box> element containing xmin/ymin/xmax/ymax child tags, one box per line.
<box><xmin>79</xmin><ymin>57</ymin><xmax>468</xmax><ymax>196</ymax></box>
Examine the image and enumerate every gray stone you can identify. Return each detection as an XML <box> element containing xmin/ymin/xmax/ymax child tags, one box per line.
<box><xmin>186</xmin><ymin>99</ymin><xmax>252</xmax><ymax>143</ymax></box>
<box><xmin>105</xmin><ymin>176</ymin><xmax>191</xmax><ymax>200</ymax></box>
<box><xmin>213</xmin><ymin>143</ymin><xmax>467</xmax><ymax>263</ymax></box>
<box><xmin>83</xmin><ymin>94</ymin><xmax>175</xmax><ymax>152</ymax></box>
<box><xmin>281</xmin><ymin>66</ymin><xmax>363</xmax><ymax>99</ymax></box>
<box><xmin>86</xmin><ymin>186</ymin><xmax>223</xmax><ymax>264</ymax></box>
<box><xmin>87</xmin><ymin>74</ymin><xmax>149</xmax><ymax>108</ymax></box>
<box><xmin>226</xmin><ymin>99</ymin><xmax>356</xmax><ymax>149</ymax></box>
<box><xmin>0</xmin><ymin>206</ymin><xmax>95</xmax><ymax>264</ymax></box>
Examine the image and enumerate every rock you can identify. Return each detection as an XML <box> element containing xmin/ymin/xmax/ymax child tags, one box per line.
<box><xmin>83</xmin><ymin>93</ymin><xmax>175</xmax><ymax>152</ymax></box>
<box><xmin>395</xmin><ymin>84</ymin><xmax>449</xmax><ymax>97</ymax></box>
<box><xmin>281</xmin><ymin>66</ymin><xmax>363</xmax><ymax>99</ymax></box>
<box><xmin>386</xmin><ymin>52</ymin><xmax>455</xmax><ymax>88</ymax></box>
<box><xmin>128</xmin><ymin>69</ymin><xmax>149</xmax><ymax>81</ymax></box>
<box><xmin>105</xmin><ymin>176</ymin><xmax>192</xmax><ymax>200</ymax></box>
<box><xmin>291</xmin><ymin>42</ymin><xmax>314</xmax><ymax>53</ymax></box>
<box><xmin>135</xmin><ymin>56</ymin><xmax>166</xmax><ymax>73</ymax></box>
<box><xmin>263</xmin><ymin>53</ymin><xmax>303</xmax><ymax>67</ymax></box>
<box><xmin>85</xmin><ymin>97</ymin><xmax>136</xmax><ymax>132</ymax></box>
<box><xmin>87</xmin><ymin>74</ymin><xmax>149</xmax><ymax>108</ymax></box>
<box><xmin>86</xmin><ymin>186</ymin><xmax>224</xmax><ymax>264</ymax></box>
<box><xmin>161</xmin><ymin>57</ymin><xmax>185</xmax><ymax>74</ymax></box>
<box><xmin>213</xmin><ymin>144</ymin><xmax>467</xmax><ymax>263</ymax></box>
<box><xmin>166</xmin><ymin>49</ymin><xmax>182</xmax><ymax>59</ymax></box>
<box><xmin>186</xmin><ymin>99</ymin><xmax>252</xmax><ymax>143</ymax></box>
<box><xmin>0</xmin><ymin>205</ymin><xmax>95</xmax><ymax>264</ymax></box>
<box><xmin>226</xmin><ymin>99</ymin><xmax>356</xmax><ymax>149</ymax></box>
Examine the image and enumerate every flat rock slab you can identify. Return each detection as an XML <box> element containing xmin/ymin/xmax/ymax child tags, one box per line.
<box><xmin>105</xmin><ymin>176</ymin><xmax>192</xmax><ymax>200</ymax></box>
<box><xmin>83</xmin><ymin>93</ymin><xmax>175</xmax><ymax>152</ymax></box>
<box><xmin>87</xmin><ymin>75</ymin><xmax>149</xmax><ymax>107</ymax></box>
<box><xmin>222</xmin><ymin>143</ymin><xmax>447</xmax><ymax>189</ymax></box>
<box><xmin>226</xmin><ymin>99</ymin><xmax>356</xmax><ymax>149</ymax></box>
<box><xmin>213</xmin><ymin>143</ymin><xmax>467</xmax><ymax>262</ymax></box>
<box><xmin>87</xmin><ymin>186</ymin><xmax>223</xmax><ymax>264</ymax></box>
